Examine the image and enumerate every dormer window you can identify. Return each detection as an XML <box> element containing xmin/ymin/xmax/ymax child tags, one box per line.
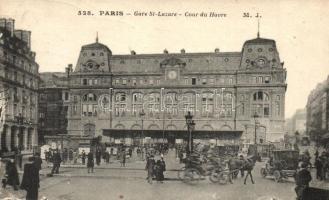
<box><xmin>100</xmin><ymin>52</ymin><xmax>104</xmax><ymax>56</ymax></box>
<box><xmin>91</xmin><ymin>53</ymin><xmax>95</xmax><ymax>56</ymax></box>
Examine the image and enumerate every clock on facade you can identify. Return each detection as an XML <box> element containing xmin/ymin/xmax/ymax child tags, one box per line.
<box><xmin>256</xmin><ymin>58</ymin><xmax>266</xmax><ymax>67</ymax></box>
<box><xmin>167</xmin><ymin>70</ymin><xmax>178</xmax><ymax>80</ymax></box>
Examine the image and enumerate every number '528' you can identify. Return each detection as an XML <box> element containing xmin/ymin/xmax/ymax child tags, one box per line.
<box><xmin>78</xmin><ymin>11</ymin><xmax>93</xmax><ymax>16</ymax></box>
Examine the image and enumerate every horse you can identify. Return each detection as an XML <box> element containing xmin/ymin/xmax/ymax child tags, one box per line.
<box><xmin>228</xmin><ymin>155</ymin><xmax>258</xmax><ymax>184</ymax></box>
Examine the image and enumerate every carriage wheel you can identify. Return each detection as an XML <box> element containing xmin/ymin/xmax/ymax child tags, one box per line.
<box><xmin>182</xmin><ymin>168</ymin><xmax>201</xmax><ymax>184</ymax></box>
<box><xmin>177</xmin><ymin>167</ymin><xmax>186</xmax><ymax>180</ymax></box>
<box><xmin>210</xmin><ymin>171</ymin><xmax>228</xmax><ymax>184</ymax></box>
<box><xmin>260</xmin><ymin>168</ymin><xmax>267</xmax><ymax>178</ymax></box>
<box><xmin>274</xmin><ymin>170</ymin><xmax>281</xmax><ymax>182</ymax></box>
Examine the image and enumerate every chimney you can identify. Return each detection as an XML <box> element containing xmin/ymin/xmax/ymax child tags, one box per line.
<box><xmin>163</xmin><ymin>49</ymin><xmax>168</xmax><ymax>54</ymax></box>
<box><xmin>215</xmin><ymin>48</ymin><xmax>220</xmax><ymax>53</ymax></box>
<box><xmin>21</xmin><ymin>31</ymin><xmax>31</xmax><ymax>49</ymax></box>
<box><xmin>180</xmin><ymin>49</ymin><xmax>186</xmax><ymax>54</ymax></box>
<box><xmin>14</xmin><ymin>30</ymin><xmax>23</xmax><ymax>40</ymax></box>
<box><xmin>0</xmin><ymin>19</ymin><xmax>5</xmax><ymax>29</ymax></box>
<box><xmin>4</xmin><ymin>18</ymin><xmax>15</xmax><ymax>37</ymax></box>
<box><xmin>130</xmin><ymin>50</ymin><xmax>136</xmax><ymax>55</ymax></box>
<box><xmin>66</xmin><ymin>64</ymin><xmax>73</xmax><ymax>77</ymax></box>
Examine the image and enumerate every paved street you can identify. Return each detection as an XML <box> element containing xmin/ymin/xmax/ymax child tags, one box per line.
<box><xmin>1</xmin><ymin>150</ymin><xmax>328</xmax><ymax>200</ymax></box>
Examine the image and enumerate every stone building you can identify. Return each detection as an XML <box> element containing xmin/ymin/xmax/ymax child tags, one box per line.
<box><xmin>0</xmin><ymin>18</ymin><xmax>40</xmax><ymax>153</ymax></box>
<box><xmin>38</xmin><ymin>72</ymin><xmax>69</xmax><ymax>145</ymax></box>
<box><xmin>53</xmin><ymin>34</ymin><xmax>287</xmax><ymax>148</ymax></box>
<box><xmin>306</xmin><ymin>77</ymin><xmax>329</xmax><ymax>145</ymax></box>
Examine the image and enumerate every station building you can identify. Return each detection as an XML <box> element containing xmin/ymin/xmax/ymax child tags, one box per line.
<box><xmin>40</xmin><ymin>34</ymin><xmax>287</xmax><ymax>149</ymax></box>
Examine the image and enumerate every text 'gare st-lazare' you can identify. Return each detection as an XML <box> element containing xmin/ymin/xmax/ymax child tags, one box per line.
<box><xmin>39</xmin><ymin>31</ymin><xmax>286</xmax><ymax>149</ymax></box>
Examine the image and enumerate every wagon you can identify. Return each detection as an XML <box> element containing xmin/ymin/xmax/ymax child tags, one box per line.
<box><xmin>260</xmin><ymin>150</ymin><xmax>299</xmax><ymax>182</ymax></box>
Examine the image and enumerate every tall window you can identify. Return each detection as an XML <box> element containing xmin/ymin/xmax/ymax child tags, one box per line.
<box><xmin>132</xmin><ymin>93</ymin><xmax>143</xmax><ymax>116</ymax></box>
<box><xmin>115</xmin><ymin>93</ymin><xmax>127</xmax><ymax>117</ymax></box>
<box><xmin>202</xmin><ymin>92</ymin><xmax>214</xmax><ymax>117</ymax></box>
<box><xmin>252</xmin><ymin>91</ymin><xmax>270</xmax><ymax>117</ymax></box>
<box><xmin>122</xmin><ymin>79</ymin><xmax>127</xmax><ymax>85</ymax></box>
<box><xmin>191</xmin><ymin>78</ymin><xmax>196</xmax><ymax>85</ymax></box>
<box><xmin>82</xmin><ymin>93</ymin><xmax>98</xmax><ymax>117</ymax></box>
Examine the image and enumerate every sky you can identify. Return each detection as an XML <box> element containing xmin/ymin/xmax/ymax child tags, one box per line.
<box><xmin>1</xmin><ymin>0</ymin><xmax>329</xmax><ymax>119</ymax></box>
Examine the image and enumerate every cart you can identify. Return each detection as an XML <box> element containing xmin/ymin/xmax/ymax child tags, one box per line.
<box><xmin>260</xmin><ymin>150</ymin><xmax>299</xmax><ymax>182</ymax></box>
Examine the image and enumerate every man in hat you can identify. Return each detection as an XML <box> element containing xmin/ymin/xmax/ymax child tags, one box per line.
<box><xmin>21</xmin><ymin>156</ymin><xmax>40</xmax><ymax>200</ymax></box>
<box><xmin>294</xmin><ymin>162</ymin><xmax>312</xmax><ymax>200</ymax></box>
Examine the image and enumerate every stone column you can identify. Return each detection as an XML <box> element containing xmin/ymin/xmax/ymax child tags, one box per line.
<box><xmin>5</xmin><ymin>126</ymin><xmax>11</xmax><ymax>151</ymax></box>
<box><xmin>13</xmin><ymin>128</ymin><xmax>19</xmax><ymax>148</ymax></box>
<box><xmin>31</xmin><ymin>127</ymin><xmax>38</xmax><ymax>147</ymax></box>
<box><xmin>23</xmin><ymin>128</ymin><xmax>28</xmax><ymax>150</ymax></box>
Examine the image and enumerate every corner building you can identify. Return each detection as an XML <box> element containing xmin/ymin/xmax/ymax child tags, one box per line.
<box><xmin>0</xmin><ymin>18</ymin><xmax>40</xmax><ymax>153</ymax></box>
<box><xmin>65</xmin><ymin>36</ymin><xmax>287</xmax><ymax>147</ymax></box>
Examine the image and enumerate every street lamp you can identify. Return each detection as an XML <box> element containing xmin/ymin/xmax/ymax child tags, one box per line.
<box><xmin>253</xmin><ymin>112</ymin><xmax>259</xmax><ymax>145</ymax></box>
<box><xmin>253</xmin><ymin>112</ymin><xmax>259</xmax><ymax>156</ymax></box>
<box><xmin>185</xmin><ymin>111</ymin><xmax>195</xmax><ymax>154</ymax></box>
<box><xmin>139</xmin><ymin>109</ymin><xmax>145</xmax><ymax>146</ymax></box>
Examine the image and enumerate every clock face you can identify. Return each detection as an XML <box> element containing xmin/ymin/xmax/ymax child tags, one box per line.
<box><xmin>256</xmin><ymin>58</ymin><xmax>266</xmax><ymax>67</ymax></box>
<box><xmin>167</xmin><ymin>70</ymin><xmax>177</xmax><ymax>80</ymax></box>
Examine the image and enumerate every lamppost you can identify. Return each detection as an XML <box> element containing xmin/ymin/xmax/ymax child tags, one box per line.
<box><xmin>253</xmin><ymin>112</ymin><xmax>259</xmax><ymax>144</ymax></box>
<box><xmin>253</xmin><ymin>112</ymin><xmax>259</xmax><ymax>156</ymax></box>
<box><xmin>139</xmin><ymin>109</ymin><xmax>145</xmax><ymax>146</ymax></box>
<box><xmin>185</xmin><ymin>111</ymin><xmax>195</xmax><ymax>154</ymax></box>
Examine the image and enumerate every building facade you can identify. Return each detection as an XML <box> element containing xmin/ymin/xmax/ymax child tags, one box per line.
<box><xmin>306</xmin><ymin>77</ymin><xmax>329</xmax><ymax>145</ymax></box>
<box><xmin>54</xmin><ymin>35</ymin><xmax>287</xmax><ymax>147</ymax></box>
<box><xmin>38</xmin><ymin>72</ymin><xmax>69</xmax><ymax>145</ymax></box>
<box><xmin>0</xmin><ymin>18</ymin><xmax>40</xmax><ymax>153</ymax></box>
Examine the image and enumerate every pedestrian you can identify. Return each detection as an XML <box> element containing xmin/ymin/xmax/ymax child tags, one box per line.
<box><xmin>51</xmin><ymin>149</ymin><xmax>62</xmax><ymax>174</ymax></box>
<box><xmin>243</xmin><ymin>158</ymin><xmax>255</xmax><ymax>185</ymax></box>
<box><xmin>96</xmin><ymin>149</ymin><xmax>101</xmax><ymax>166</ymax></box>
<box><xmin>5</xmin><ymin>158</ymin><xmax>19</xmax><ymax>190</ymax></box>
<box><xmin>21</xmin><ymin>156</ymin><xmax>40</xmax><ymax>200</ymax></box>
<box><xmin>294</xmin><ymin>162</ymin><xmax>312</xmax><ymax>200</ymax></box>
<box><xmin>69</xmin><ymin>148</ymin><xmax>74</xmax><ymax>164</ymax></box>
<box><xmin>81</xmin><ymin>150</ymin><xmax>86</xmax><ymax>165</ymax></box>
<box><xmin>129</xmin><ymin>148</ymin><xmax>133</xmax><ymax>158</ymax></box>
<box><xmin>73</xmin><ymin>150</ymin><xmax>78</xmax><ymax>164</ymax></box>
<box><xmin>120</xmin><ymin>150</ymin><xmax>126</xmax><ymax>167</ymax></box>
<box><xmin>145</xmin><ymin>155</ymin><xmax>155</xmax><ymax>184</ymax></box>
<box><xmin>156</xmin><ymin>156</ymin><xmax>166</xmax><ymax>183</ymax></box>
<box><xmin>105</xmin><ymin>151</ymin><xmax>110</xmax><ymax>164</ymax></box>
<box><xmin>33</xmin><ymin>152</ymin><xmax>43</xmax><ymax>171</ymax></box>
<box><xmin>63</xmin><ymin>149</ymin><xmax>68</xmax><ymax>164</ymax></box>
<box><xmin>239</xmin><ymin>155</ymin><xmax>245</xmax><ymax>177</ymax></box>
<box><xmin>87</xmin><ymin>151</ymin><xmax>94</xmax><ymax>173</ymax></box>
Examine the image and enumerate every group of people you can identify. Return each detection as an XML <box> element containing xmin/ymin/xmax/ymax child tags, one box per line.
<box><xmin>0</xmin><ymin>153</ymin><xmax>42</xmax><ymax>200</ymax></box>
<box><xmin>314</xmin><ymin>149</ymin><xmax>329</xmax><ymax>181</ymax></box>
<box><xmin>145</xmin><ymin>154</ymin><xmax>166</xmax><ymax>184</ymax></box>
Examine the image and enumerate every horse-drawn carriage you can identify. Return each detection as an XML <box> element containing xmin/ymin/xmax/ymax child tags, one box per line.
<box><xmin>260</xmin><ymin>150</ymin><xmax>299</xmax><ymax>182</ymax></box>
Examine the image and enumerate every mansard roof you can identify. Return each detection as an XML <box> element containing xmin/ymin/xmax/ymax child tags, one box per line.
<box><xmin>244</xmin><ymin>37</ymin><xmax>276</xmax><ymax>45</ymax></box>
<box><xmin>81</xmin><ymin>42</ymin><xmax>111</xmax><ymax>53</ymax></box>
<box><xmin>110</xmin><ymin>52</ymin><xmax>242</xmax><ymax>73</ymax></box>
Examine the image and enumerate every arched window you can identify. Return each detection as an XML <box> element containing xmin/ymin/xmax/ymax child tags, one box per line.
<box><xmin>83</xmin><ymin>93</ymin><xmax>97</xmax><ymax>102</ymax></box>
<box><xmin>252</xmin><ymin>91</ymin><xmax>270</xmax><ymax>118</ymax></box>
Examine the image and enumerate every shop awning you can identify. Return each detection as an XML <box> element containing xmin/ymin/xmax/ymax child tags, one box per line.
<box><xmin>322</xmin><ymin>132</ymin><xmax>329</xmax><ymax>139</ymax></box>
